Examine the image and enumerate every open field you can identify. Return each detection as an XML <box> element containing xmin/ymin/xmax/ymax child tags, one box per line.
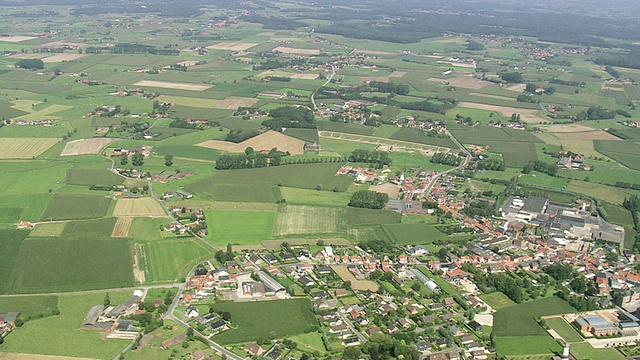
<box><xmin>369</xmin><ymin>183</ymin><xmax>402</xmax><ymax>199</ymax></box>
<box><xmin>545</xmin><ymin>317</ymin><xmax>583</xmax><ymax>343</ymax></box>
<box><xmin>594</xmin><ymin>140</ymin><xmax>640</xmax><ymax>171</ymax></box>
<box><xmin>347</xmin><ymin>208</ymin><xmax>401</xmax><ymax>226</ymax></box>
<box><xmin>0</xmin><ymin>36</ymin><xmax>37</xmax><ymax>42</ymax></box>
<box><xmin>144</xmin><ymin>239</ymin><xmax>213</xmax><ymax>282</ymax></box>
<box><xmin>41</xmin><ymin>53</ymin><xmax>86</xmax><ymax>62</ymax></box>
<box><xmin>210</xmin><ymin>299</ymin><xmax>317</xmax><ymax>344</ymax></box>
<box><xmin>553</xmin><ymin>131</ymin><xmax>621</xmax><ymax>141</ymax></box>
<box><xmin>60</xmin><ymin>138</ymin><xmax>115</xmax><ymax>156</ymax></box>
<box><xmin>111</xmin><ymin>217</ymin><xmax>132</xmax><ymax>238</ymax></box>
<box><xmin>383</xmin><ymin>223</ymin><xmax>449</xmax><ymax>245</ymax></box>
<box><xmin>0</xmin><ymin>138</ymin><xmax>59</xmax><ymax>159</ymax></box>
<box><xmin>0</xmin><ymin>230</ymin><xmax>29</xmax><ymax>293</ymax></box>
<box><xmin>0</xmin><ymin>295</ymin><xmax>58</xmax><ymax>319</ymax></box>
<box><xmin>188</xmin><ymin>183</ymin><xmax>282</xmax><ymax>203</ymax></box>
<box><xmin>132</xmin><ymin>80</ymin><xmax>212</xmax><ymax>91</ymax></box>
<box><xmin>570</xmin><ymin>342</ymin><xmax>625</xmax><ymax>360</ymax></box>
<box><xmin>215</xmin><ymin>96</ymin><xmax>259</xmax><ymax>109</ymax></box>
<box><xmin>457</xmin><ymin>102</ymin><xmax>547</xmax><ymax>124</ymax></box>
<box><xmin>331</xmin><ymin>265</ymin><xmax>379</xmax><ymax>291</ymax></box>
<box><xmin>40</xmin><ymin>194</ymin><xmax>111</xmax><ymax>221</ymax></box>
<box><xmin>62</xmin><ymin>218</ymin><xmax>117</xmax><ymax>237</ymax></box>
<box><xmin>493</xmin><ymin>335</ymin><xmax>563</xmax><ymax>356</ymax></box>
<box><xmin>112</xmin><ymin>198</ymin><xmax>166</xmax><ymax>217</ymax></box>
<box><xmin>273</xmin><ymin>46</ymin><xmax>320</xmax><ymax>55</ymax></box>
<box><xmin>479</xmin><ymin>292</ymin><xmax>517</xmax><ymax>310</ymax></box>
<box><xmin>206</xmin><ymin>210</ymin><xmax>275</xmax><ymax>246</ymax></box>
<box><xmin>65</xmin><ymin>168</ymin><xmax>123</xmax><ymax>186</ymax></box>
<box><xmin>197</xmin><ymin>130</ymin><xmax>304</xmax><ymax>155</ymax></box>
<box><xmin>0</xmin><ymin>354</ymin><xmax>98</xmax><ymax>360</ymax></box>
<box><xmin>206</xmin><ymin>42</ymin><xmax>259</xmax><ymax>51</ymax></box>
<box><xmin>428</xmin><ymin>77</ymin><xmax>492</xmax><ymax>89</ymax></box>
<box><xmin>273</xmin><ymin>205</ymin><xmax>347</xmax><ymax>236</ymax></box>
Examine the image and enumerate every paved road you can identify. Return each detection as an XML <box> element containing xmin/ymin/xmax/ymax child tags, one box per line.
<box><xmin>424</xmin><ymin>129</ymin><xmax>472</xmax><ymax>196</ymax></box>
<box><xmin>310</xmin><ymin>64</ymin><xmax>336</xmax><ymax>110</ymax></box>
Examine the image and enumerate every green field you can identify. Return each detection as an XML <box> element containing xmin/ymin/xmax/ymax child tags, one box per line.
<box><xmin>6</xmin><ymin>237</ymin><xmax>133</xmax><ymax>293</ymax></box>
<box><xmin>570</xmin><ymin>342</ymin><xmax>625</xmax><ymax>360</ymax></box>
<box><xmin>493</xmin><ymin>297</ymin><xmax>576</xmax><ymax>337</ymax></box>
<box><xmin>273</xmin><ymin>205</ymin><xmax>347</xmax><ymax>236</ymax></box>
<box><xmin>317</xmin><ymin>121</ymin><xmax>376</xmax><ymax>136</ymax></box>
<box><xmin>594</xmin><ymin>140</ymin><xmax>640</xmax><ymax>171</ymax></box>
<box><xmin>493</xmin><ymin>335</ymin><xmax>563</xmax><ymax>356</ymax></box>
<box><xmin>479</xmin><ymin>292</ymin><xmax>516</xmax><ymax>310</ymax></box>
<box><xmin>383</xmin><ymin>223</ymin><xmax>448</xmax><ymax>245</ymax></box>
<box><xmin>348</xmin><ymin>207</ymin><xmax>401</xmax><ymax>226</ymax></box>
<box><xmin>546</xmin><ymin>317</ymin><xmax>583</xmax><ymax>343</ymax></box>
<box><xmin>0</xmin><ymin>230</ymin><xmax>30</xmax><ymax>293</ymax></box>
<box><xmin>188</xmin><ymin>183</ymin><xmax>282</xmax><ymax>203</ymax></box>
<box><xmin>40</xmin><ymin>193</ymin><xmax>111</xmax><ymax>221</ymax></box>
<box><xmin>390</xmin><ymin>127</ymin><xmax>456</xmax><ymax>148</ymax></box>
<box><xmin>206</xmin><ymin>210</ymin><xmax>275</xmax><ymax>246</ymax></box>
<box><xmin>144</xmin><ymin>238</ymin><xmax>213</xmax><ymax>282</ymax></box>
<box><xmin>283</xmin><ymin>128</ymin><xmax>320</xmax><ymax>143</ymax></box>
<box><xmin>210</xmin><ymin>299</ymin><xmax>318</xmax><ymax>345</ymax></box>
<box><xmin>0</xmin><ymin>295</ymin><xmax>59</xmax><ymax>319</ymax></box>
<box><xmin>61</xmin><ymin>217</ymin><xmax>117</xmax><ymax>237</ymax></box>
<box><xmin>65</xmin><ymin>168</ymin><xmax>123</xmax><ymax>186</ymax></box>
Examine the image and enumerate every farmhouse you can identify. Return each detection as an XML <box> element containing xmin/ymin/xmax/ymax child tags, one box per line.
<box><xmin>106</xmin><ymin>293</ymin><xmax>142</xmax><ymax>318</ymax></box>
<box><xmin>0</xmin><ymin>312</ymin><xmax>20</xmax><ymax>335</ymax></box>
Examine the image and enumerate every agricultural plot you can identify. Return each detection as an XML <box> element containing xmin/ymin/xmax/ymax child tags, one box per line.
<box><xmin>145</xmin><ymin>239</ymin><xmax>213</xmax><ymax>282</ymax></box>
<box><xmin>273</xmin><ymin>205</ymin><xmax>347</xmax><ymax>236</ymax></box>
<box><xmin>214</xmin><ymin>96</ymin><xmax>259</xmax><ymax>109</ymax></box>
<box><xmin>206</xmin><ymin>210</ymin><xmax>275</xmax><ymax>246</ymax></box>
<box><xmin>348</xmin><ymin>208</ymin><xmax>401</xmax><ymax>226</ymax></box>
<box><xmin>111</xmin><ymin>217</ymin><xmax>133</xmax><ymax>238</ymax></box>
<box><xmin>0</xmin><ymin>230</ymin><xmax>29</xmax><ymax>293</ymax></box>
<box><xmin>273</xmin><ymin>46</ymin><xmax>320</xmax><ymax>55</ymax></box>
<box><xmin>155</xmin><ymin>95</ymin><xmax>219</xmax><ymax>108</ymax></box>
<box><xmin>594</xmin><ymin>140</ymin><xmax>640</xmax><ymax>171</ymax></box>
<box><xmin>331</xmin><ymin>265</ymin><xmax>379</xmax><ymax>291</ymax></box>
<box><xmin>478</xmin><ymin>292</ymin><xmax>516</xmax><ymax>310</ymax></box>
<box><xmin>0</xmin><ymin>295</ymin><xmax>58</xmax><ymax>319</ymax></box>
<box><xmin>210</xmin><ymin>299</ymin><xmax>318</xmax><ymax>345</ymax></box>
<box><xmin>62</xmin><ymin>218</ymin><xmax>117</xmax><ymax>237</ymax></box>
<box><xmin>317</xmin><ymin>121</ymin><xmax>376</xmax><ymax>136</ymax></box>
<box><xmin>112</xmin><ymin>198</ymin><xmax>166</xmax><ymax>217</ymax></box>
<box><xmin>189</xmin><ymin>183</ymin><xmax>282</xmax><ymax>203</ymax></box>
<box><xmin>206</xmin><ymin>42</ymin><xmax>259</xmax><ymax>51</ymax></box>
<box><xmin>368</xmin><ymin>183</ymin><xmax>401</xmax><ymax>199</ymax></box>
<box><xmin>457</xmin><ymin>102</ymin><xmax>547</xmax><ymax>124</ymax></box>
<box><xmin>6</xmin><ymin>237</ymin><xmax>133</xmax><ymax>293</ymax></box>
<box><xmin>0</xmin><ymin>207</ymin><xmax>23</xmax><ymax>224</ymax></box>
<box><xmin>42</xmin><ymin>53</ymin><xmax>86</xmax><ymax>62</ymax></box>
<box><xmin>196</xmin><ymin>130</ymin><xmax>304</xmax><ymax>155</ymax></box>
<box><xmin>283</xmin><ymin>128</ymin><xmax>319</xmax><ymax>143</ymax></box>
<box><xmin>383</xmin><ymin>224</ymin><xmax>449</xmax><ymax>245</ymax></box>
<box><xmin>60</xmin><ymin>138</ymin><xmax>116</xmax><ymax>156</ymax></box>
<box><xmin>0</xmin><ymin>35</ymin><xmax>37</xmax><ymax>42</ymax></box>
<box><xmin>65</xmin><ymin>168</ymin><xmax>123</xmax><ymax>186</ymax></box>
<box><xmin>0</xmin><ymin>138</ymin><xmax>59</xmax><ymax>159</ymax></box>
<box><xmin>390</xmin><ymin>128</ymin><xmax>456</xmax><ymax>148</ymax></box>
<box><xmin>545</xmin><ymin>317</ymin><xmax>583</xmax><ymax>343</ymax></box>
<box><xmin>427</xmin><ymin>77</ymin><xmax>492</xmax><ymax>90</ymax></box>
<box><xmin>133</xmin><ymin>80</ymin><xmax>212</xmax><ymax>91</ymax></box>
<box><xmin>40</xmin><ymin>194</ymin><xmax>111</xmax><ymax>221</ymax></box>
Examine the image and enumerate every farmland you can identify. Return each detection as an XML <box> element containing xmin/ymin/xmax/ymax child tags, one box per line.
<box><xmin>210</xmin><ymin>299</ymin><xmax>318</xmax><ymax>344</ymax></box>
<box><xmin>112</xmin><ymin>198</ymin><xmax>166</xmax><ymax>217</ymax></box>
<box><xmin>331</xmin><ymin>265</ymin><xmax>379</xmax><ymax>291</ymax></box>
<box><xmin>196</xmin><ymin>130</ymin><xmax>305</xmax><ymax>155</ymax></box>
<box><xmin>40</xmin><ymin>194</ymin><xmax>111</xmax><ymax>221</ymax></box>
<box><xmin>65</xmin><ymin>168</ymin><xmax>123</xmax><ymax>186</ymax></box>
<box><xmin>0</xmin><ymin>138</ymin><xmax>59</xmax><ymax>159</ymax></box>
<box><xmin>273</xmin><ymin>205</ymin><xmax>347</xmax><ymax>236</ymax></box>
<box><xmin>60</xmin><ymin>138</ymin><xmax>115</xmax><ymax>156</ymax></box>
<box><xmin>206</xmin><ymin>210</ymin><xmax>275</xmax><ymax>246</ymax></box>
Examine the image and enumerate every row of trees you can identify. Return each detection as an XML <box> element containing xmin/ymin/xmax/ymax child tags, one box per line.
<box><xmin>430</xmin><ymin>153</ymin><xmax>461</xmax><ymax>166</ymax></box>
<box><xmin>348</xmin><ymin>190</ymin><xmax>389</xmax><ymax>210</ymax></box>
<box><xmin>262</xmin><ymin>106</ymin><xmax>315</xmax><ymax>131</ymax></box>
<box><xmin>522</xmin><ymin>160</ymin><xmax>558</xmax><ymax>176</ymax></box>
<box><xmin>347</xmin><ymin>149</ymin><xmax>392</xmax><ymax>168</ymax></box>
<box><xmin>214</xmin><ymin>148</ymin><xmax>284</xmax><ymax>170</ymax></box>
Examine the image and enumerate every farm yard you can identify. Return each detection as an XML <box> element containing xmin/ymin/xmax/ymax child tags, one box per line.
<box><xmin>0</xmin><ymin>138</ymin><xmax>59</xmax><ymax>159</ymax></box>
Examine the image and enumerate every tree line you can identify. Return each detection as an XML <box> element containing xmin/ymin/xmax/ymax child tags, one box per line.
<box><xmin>348</xmin><ymin>149</ymin><xmax>392</xmax><ymax>168</ymax></box>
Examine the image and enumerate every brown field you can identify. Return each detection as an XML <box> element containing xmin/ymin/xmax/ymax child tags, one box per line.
<box><xmin>112</xmin><ymin>198</ymin><xmax>166</xmax><ymax>217</ymax></box>
<box><xmin>214</xmin><ymin>96</ymin><xmax>259</xmax><ymax>110</ymax></box>
<box><xmin>206</xmin><ymin>42</ymin><xmax>258</xmax><ymax>51</ymax></box>
<box><xmin>133</xmin><ymin>80</ymin><xmax>212</xmax><ymax>91</ymax></box>
<box><xmin>428</xmin><ymin>77</ymin><xmax>491</xmax><ymax>90</ymax></box>
<box><xmin>273</xmin><ymin>47</ymin><xmax>321</xmax><ymax>55</ymax></box>
<box><xmin>0</xmin><ymin>138</ymin><xmax>59</xmax><ymax>159</ymax></box>
<box><xmin>540</xmin><ymin>124</ymin><xmax>599</xmax><ymax>133</ymax></box>
<box><xmin>0</xmin><ymin>36</ymin><xmax>37</xmax><ymax>42</ymax></box>
<box><xmin>389</xmin><ymin>71</ymin><xmax>407</xmax><ymax>78</ymax></box>
<box><xmin>369</xmin><ymin>183</ymin><xmax>401</xmax><ymax>199</ymax></box>
<box><xmin>196</xmin><ymin>130</ymin><xmax>305</xmax><ymax>155</ymax></box>
<box><xmin>553</xmin><ymin>131</ymin><xmax>621</xmax><ymax>141</ymax></box>
<box><xmin>457</xmin><ymin>102</ymin><xmax>547</xmax><ymax>123</ymax></box>
<box><xmin>331</xmin><ymin>265</ymin><xmax>379</xmax><ymax>291</ymax></box>
<box><xmin>436</xmin><ymin>60</ymin><xmax>476</xmax><ymax>68</ymax></box>
<box><xmin>291</xmin><ymin>73</ymin><xmax>319</xmax><ymax>80</ymax></box>
<box><xmin>42</xmin><ymin>53</ymin><xmax>85</xmax><ymax>62</ymax></box>
<box><xmin>0</xmin><ymin>353</ymin><xmax>98</xmax><ymax>360</ymax></box>
<box><xmin>60</xmin><ymin>138</ymin><xmax>116</xmax><ymax>156</ymax></box>
<box><xmin>9</xmin><ymin>53</ymin><xmax>49</xmax><ymax>59</ymax></box>
<box><xmin>111</xmin><ymin>217</ymin><xmax>132</xmax><ymax>238</ymax></box>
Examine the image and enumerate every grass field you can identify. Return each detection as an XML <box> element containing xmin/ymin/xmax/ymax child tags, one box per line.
<box><xmin>493</xmin><ymin>297</ymin><xmax>576</xmax><ymax>337</ymax></box>
<box><xmin>383</xmin><ymin>223</ymin><xmax>448</xmax><ymax>245</ymax></box>
<box><xmin>570</xmin><ymin>342</ymin><xmax>625</xmax><ymax>360</ymax></box>
<box><xmin>317</xmin><ymin>121</ymin><xmax>375</xmax><ymax>136</ymax></box>
<box><xmin>112</xmin><ymin>197</ymin><xmax>166</xmax><ymax>217</ymax></box>
<box><xmin>479</xmin><ymin>292</ymin><xmax>516</xmax><ymax>310</ymax></box>
<box><xmin>188</xmin><ymin>183</ymin><xmax>282</xmax><ymax>203</ymax></box>
<box><xmin>40</xmin><ymin>194</ymin><xmax>111</xmax><ymax>220</ymax></box>
<box><xmin>144</xmin><ymin>238</ymin><xmax>213</xmax><ymax>282</ymax></box>
<box><xmin>5</xmin><ymin>237</ymin><xmax>133</xmax><ymax>293</ymax></box>
<box><xmin>273</xmin><ymin>205</ymin><xmax>347</xmax><ymax>236</ymax></box>
<box><xmin>210</xmin><ymin>299</ymin><xmax>318</xmax><ymax>345</ymax></box>
<box><xmin>206</xmin><ymin>210</ymin><xmax>275</xmax><ymax>246</ymax></box>
<box><xmin>65</xmin><ymin>168</ymin><xmax>123</xmax><ymax>186</ymax></box>
<box><xmin>279</xmin><ymin>186</ymin><xmax>353</xmax><ymax>206</ymax></box>
<box><xmin>494</xmin><ymin>335</ymin><xmax>563</xmax><ymax>356</ymax></box>
<box><xmin>0</xmin><ymin>295</ymin><xmax>58</xmax><ymax>319</ymax></box>
<box><xmin>546</xmin><ymin>317</ymin><xmax>583</xmax><ymax>343</ymax></box>
<box><xmin>594</xmin><ymin>140</ymin><xmax>640</xmax><ymax>171</ymax></box>
<box><xmin>347</xmin><ymin>208</ymin><xmax>401</xmax><ymax>226</ymax></box>
<box><xmin>283</xmin><ymin>128</ymin><xmax>319</xmax><ymax>143</ymax></box>
<box><xmin>62</xmin><ymin>217</ymin><xmax>117</xmax><ymax>237</ymax></box>
<box><xmin>0</xmin><ymin>138</ymin><xmax>59</xmax><ymax>159</ymax></box>
<box><xmin>566</xmin><ymin>180</ymin><xmax>640</xmax><ymax>205</ymax></box>
<box><xmin>390</xmin><ymin>127</ymin><xmax>456</xmax><ymax>148</ymax></box>
<box><xmin>0</xmin><ymin>230</ymin><xmax>29</xmax><ymax>293</ymax></box>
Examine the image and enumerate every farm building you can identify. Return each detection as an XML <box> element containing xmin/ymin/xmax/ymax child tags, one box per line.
<box><xmin>574</xmin><ymin>314</ymin><xmax>617</xmax><ymax>336</ymax></box>
<box><xmin>176</xmin><ymin>190</ymin><xmax>194</xmax><ymax>199</ymax></box>
<box><xmin>81</xmin><ymin>305</ymin><xmax>113</xmax><ymax>331</ymax></box>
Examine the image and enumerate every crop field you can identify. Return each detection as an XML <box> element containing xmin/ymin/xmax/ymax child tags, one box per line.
<box><xmin>427</xmin><ymin>77</ymin><xmax>491</xmax><ymax>89</ymax></box>
<box><xmin>457</xmin><ymin>102</ymin><xmax>547</xmax><ymax>124</ymax></box>
<box><xmin>369</xmin><ymin>183</ymin><xmax>402</xmax><ymax>199</ymax></box>
<box><xmin>111</xmin><ymin>217</ymin><xmax>132</xmax><ymax>238</ymax></box>
<box><xmin>331</xmin><ymin>265</ymin><xmax>379</xmax><ymax>291</ymax></box>
<box><xmin>196</xmin><ymin>130</ymin><xmax>304</xmax><ymax>155</ymax></box>
<box><xmin>6</xmin><ymin>237</ymin><xmax>133</xmax><ymax>293</ymax></box>
<box><xmin>112</xmin><ymin>198</ymin><xmax>166</xmax><ymax>217</ymax></box>
<box><xmin>283</xmin><ymin>128</ymin><xmax>319</xmax><ymax>143</ymax></box>
<box><xmin>206</xmin><ymin>42</ymin><xmax>259</xmax><ymax>51</ymax></box>
<box><xmin>0</xmin><ymin>207</ymin><xmax>22</xmax><ymax>224</ymax></box>
<box><xmin>493</xmin><ymin>297</ymin><xmax>576</xmax><ymax>337</ymax></box>
<box><xmin>206</xmin><ymin>210</ymin><xmax>275</xmax><ymax>246</ymax></box>
<box><xmin>214</xmin><ymin>96</ymin><xmax>260</xmax><ymax>109</ymax></box>
<box><xmin>0</xmin><ymin>138</ymin><xmax>59</xmax><ymax>159</ymax></box>
<box><xmin>210</xmin><ymin>299</ymin><xmax>318</xmax><ymax>344</ymax></box>
<box><xmin>493</xmin><ymin>335</ymin><xmax>563</xmax><ymax>356</ymax></box>
<box><xmin>545</xmin><ymin>317</ymin><xmax>583</xmax><ymax>343</ymax></box>
<box><xmin>155</xmin><ymin>95</ymin><xmax>220</xmax><ymax>108</ymax></box>
<box><xmin>62</xmin><ymin>218</ymin><xmax>117</xmax><ymax>237</ymax></box>
<box><xmin>348</xmin><ymin>208</ymin><xmax>401</xmax><ymax>226</ymax></box>
<box><xmin>0</xmin><ymin>230</ymin><xmax>29</xmax><ymax>293</ymax></box>
<box><xmin>273</xmin><ymin>205</ymin><xmax>347</xmax><ymax>236</ymax></box>
<box><xmin>390</xmin><ymin>127</ymin><xmax>456</xmax><ymax>148</ymax></box>
<box><xmin>594</xmin><ymin>140</ymin><xmax>640</xmax><ymax>171</ymax></box>
<box><xmin>317</xmin><ymin>121</ymin><xmax>376</xmax><ymax>136</ymax></box>
<box><xmin>65</xmin><ymin>168</ymin><xmax>123</xmax><ymax>186</ymax></box>
<box><xmin>478</xmin><ymin>292</ymin><xmax>516</xmax><ymax>310</ymax></box>
<box><xmin>278</xmin><ymin>186</ymin><xmax>353</xmax><ymax>206</ymax></box>
<box><xmin>133</xmin><ymin>80</ymin><xmax>212</xmax><ymax>91</ymax></box>
<box><xmin>145</xmin><ymin>239</ymin><xmax>213</xmax><ymax>282</ymax></box>
<box><xmin>570</xmin><ymin>343</ymin><xmax>625</xmax><ymax>360</ymax></box>
<box><xmin>189</xmin><ymin>183</ymin><xmax>282</xmax><ymax>203</ymax></box>
<box><xmin>383</xmin><ymin>223</ymin><xmax>448</xmax><ymax>245</ymax></box>
<box><xmin>0</xmin><ymin>295</ymin><xmax>58</xmax><ymax>319</ymax></box>
<box><xmin>566</xmin><ymin>180</ymin><xmax>640</xmax><ymax>205</ymax></box>
<box><xmin>40</xmin><ymin>194</ymin><xmax>111</xmax><ymax>221</ymax></box>
<box><xmin>60</xmin><ymin>138</ymin><xmax>116</xmax><ymax>156</ymax></box>
<box><xmin>272</xmin><ymin>46</ymin><xmax>320</xmax><ymax>55</ymax></box>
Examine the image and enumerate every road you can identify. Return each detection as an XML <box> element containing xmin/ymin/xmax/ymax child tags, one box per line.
<box><xmin>310</xmin><ymin>64</ymin><xmax>336</xmax><ymax>110</ymax></box>
<box><xmin>337</xmin><ymin>308</ymin><xmax>367</xmax><ymax>344</ymax></box>
<box><xmin>424</xmin><ymin>129</ymin><xmax>472</xmax><ymax>196</ymax></box>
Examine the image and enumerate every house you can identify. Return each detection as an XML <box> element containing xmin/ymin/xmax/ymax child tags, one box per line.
<box><xmin>190</xmin><ymin>349</ymin><xmax>205</xmax><ymax>360</ymax></box>
<box><xmin>209</xmin><ymin>319</ymin><xmax>228</xmax><ymax>334</ymax></box>
<box><xmin>298</xmin><ymin>276</ymin><xmax>315</xmax><ymax>287</ymax></box>
<box><xmin>243</xmin><ymin>343</ymin><xmax>265</xmax><ymax>356</ymax></box>
<box><xmin>185</xmin><ymin>305</ymin><xmax>199</xmax><ymax>318</ymax></box>
<box><xmin>176</xmin><ymin>190</ymin><xmax>193</xmax><ymax>199</ymax></box>
<box><xmin>16</xmin><ymin>221</ymin><xmax>34</xmax><ymax>230</ymax></box>
<box><xmin>335</xmin><ymin>288</ymin><xmax>348</xmax><ymax>297</ymax></box>
<box><xmin>343</xmin><ymin>337</ymin><xmax>361</xmax><ymax>347</ymax></box>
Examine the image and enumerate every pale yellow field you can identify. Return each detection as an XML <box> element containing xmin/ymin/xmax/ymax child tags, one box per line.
<box><xmin>354</xmin><ymin>49</ymin><xmax>397</xmax><ymax>56</ymax></box>
<box><xmin>206</xmin><ymin>42</ymin><xmax>258</xmax><ymax>51</ymax></box>
<box><xmin>506</xmin><ymin>83</ymin><xmax>527</xmax><ymax>92</ymax></box>
<box><xmin>540</xmin><ymin>124</ymin><xmax>598</xmax><ymax>133</ymax></box>
<box><xmin>28</xmin><ymin>222</ymin><xmax>65</xmax><ymax>237</ymax></box>
<box><xmin>111</xmin><ymin>217</ymin><xmax>132</xmax><ymax>238</ymax></box>
<box><xmin>196</xmin><ymin>130</ymin><xmax>304</xmax><ymax>155</ymax></box>
<box><xmin>9</xmin><ymin>53</ymin><xmax>48</xmax><ymax>59</ymax></box>
<box><xmin>369</xmin><ymin>183</ymin><xmax>401</xmax><ymax>199</ymax></box>
<box><xmin>291</xmin><ymin>73</ymin><xmax>319</xmax><ymax>80</ymax></box>
<box><xmin>214</xmin><ymin>96</ymin><xmax>259</xmax><ymax>110</ymax></box>
<box><xmin>133</xmin><ymin>80</ymin><xmax>212</xmax><ymax>91</ymax></box>
<box><xmin>429</xmin><ymin>77</ymin><xmax>490</xmax><ymax>90</ymax></box>
<box><xmin>558</xmin><ymin>139</ymin><xmax>599</xmax><ymax>157</ymax></box>
<box><xmin>155</xmin><ymin>95</ymin><xmax>219</xmax><ymax>108</ymax></box>
<box><xmin>273</xmin><ymin>46</ymin><xmax>320</xmax><ymax>55</ymax></box>
<box><xmin>0</xmin><ymin>138</ymin><xmax>59</xmax><ymax>159</ymax></box>
<box><xmin>12</xmin><ymin>103</ymin><xmax>72</xmax><ymax>121</ymax></box>
<box><xmin>42</xmin><ymin>53</ymin><xmax>85</xmax><ymax>62</ymax></box>
<box><xmin>553</xmin><ymin>131</ymin><xmax>620</xmax><ymax>141</ymax></box>
<box><xmin>331</xmin><ymin>265</ymin><xmax>379</xmax><ymax>291</ymax></box>
<box><xmin>533</xmin><ymin>132</ymin><xmax>561</xmax><ymax>146</ymax></box>
<box><xmin>457</xmin><ymin>102</ymin><xmax>547</xmax><ymax>124</ymax></box>
<box><xmin>112</xmin><ymin>198</ymin><xmax>166</xmax><ymax>217</ymax></box>
<box><xmin>389</xmin><ymin>71</ymin><xmax>407</xmax><ymax>78</ymax></box>
<box><xmin>35</xmin><ymin>40</ymin><xmax>85</xmax><ymax>48</ymax></box>
<box><xmin>0</xmin><ymin>36</ymin><xmax>37</xmax><ymax>42</ymax></box>
<box><xmin>60</xmin><ymin>138</ymin><xmax>116</xmax><ymax>156</ymax></box>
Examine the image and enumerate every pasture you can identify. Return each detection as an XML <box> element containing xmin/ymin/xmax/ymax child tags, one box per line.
<box><xmin>594</xmin><ymin>140</ymin><xmax>640</xmax><ymax>171</ymax></box>
<box><xmin>0</xmin><ymin>138</ymin><xmax>59</xmax><ymax>159</ymax></box>
<box><xmin>65</xmin><ymin>168</ymin><xmax>123</xmax><ymax>186</ymax></box>
<box><xmin>40</xmin><ymin>194</ymin><xmax>111</xmax><ymax>221</ymax></box>
<box><xmin>389</xmin><ymin>128</ymin><xmax>456</xmax><ymax>148</ymax></box>
<box><xmin>283</xmin><ymin>128</ymin><xmax>319</xmax><ymax>143</ymax></box>
<box><xmin>112</xmin><ymin>198</ymin><xmax>166</xmax><ymax>217</ymax></box>
<box><xmin>210</xmin><ymin>299</ymin><xmax>318</xmax><ymax>344</ymax></box>
<box><xmin>545</xmin><ymin>317</ymin><xmax>583</xmax><ymax>343</ymax></box>
<box><xmin>215</xmin><ymin>96</ymin><xmax>260</xmax><ymax>109</ymax></box>
<box><xmin>62</xmin><ymin>218</ymin><xmax>117</xmax><ymax>237</ymax></box>
<box><xmin>348</xmin><ymin>208</ymin><xmax>401</xmax><ymax>226</ymax></box>
<box><xmin>493</xmin><ymin>297</ymin><xmax>576</xmax><ymax>337</ymax></box>
<box><xmin>144</xmin><ymin>238</ymin><xmax>213</xmax><ymax>282</ymax></box>
<box><xmin>188</xmin><ymin>183</ymin><xmax>282</xmax><ymax>203</ymax></box>
<box><xmin>570</xmin><ymin>343</ymin><xmax>625</xmax><ymax>360</ymax></box>
<box><xmin>206</xmin><ymin>210</ymin><xmax>275</xmax><ymax>246</ymax></box>
<box><xmin>383</xmin><ymin>224</ymin><xmax>448</xmax><ymax>245</ymax></box>
<box><xmin>331</xmin><ymin>265</ymin><xmax>379</xmax><ymax>291</ymax></box>
<box><xmin>60</xmin><ymin>138</ymin><xmax>115</xmax><ymax>156</ymax></box>
<box><xmin>196</xmin><ymin>130</ymin><xmax>304</xmax><ymax>155</ymax></box>
<box><xmin>0</xmin><ymin>295</ymin><xmax>58</xmax><ymax>319</ymax></box>
<box><xmin>457</xmin><ymin>102</ymin><xmax>547</xmax><ymax>124</ymax></box>
<box><xmin>273</xmin><ymin>205</ymin><xmax>347</xmax><ymax>236</ymax></box>
<box><xmin>0</xmin><ymin>230</ymin><xmax>29</xmax><ymax>293</ymax></box>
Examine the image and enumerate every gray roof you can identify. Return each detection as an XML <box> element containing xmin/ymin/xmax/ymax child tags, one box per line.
<box><xmin>580</xmin><ymin>315</ymin><xmax>615</xmax><ymax>331</ymax></box>
<box><xmin>521</xmin><ymin>196</ymin><xmax>547</xmax><ymax>214</ymax></box>
<box><xmin>107</xmin><ymin>295</ymin><xmax>140</xmax><ymax>318</ymax></box>
<box><xmin>3</xmin><ymin>312</ymin><xmax>19</xmax><ymax>324</ymax></box>
<box><xmin>83</xmin><ymin>305</ymin><xmax>104</xmax><ymax>326</ymax></box>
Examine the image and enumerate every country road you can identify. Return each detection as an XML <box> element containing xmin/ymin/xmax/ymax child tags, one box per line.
<box><xmin>310</xmin><ymin>64</ymin><xmax>336</xmax><ymax>110</ymax></box>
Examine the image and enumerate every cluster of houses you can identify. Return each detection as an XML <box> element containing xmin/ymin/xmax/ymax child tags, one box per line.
<box><xmin>2</xmin><ymin>118</ymin><xmax>56</xmax><ymax>126</ymax></box>
<box><xmin>164</xmin><ymin>205</ymin><xmax>206</xmax><ymax>236</ymax></box>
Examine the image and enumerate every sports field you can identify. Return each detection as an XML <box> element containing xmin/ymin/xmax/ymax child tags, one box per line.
<box><xmin>273</xmin><ymin>205</ymin><xmax>347</xmax><ymax>236</ymax></box>
<box><xmin>0</xmin><ymin>138</ymin><xmax>59</xmax><ymax>159</ymax></box>
<box><xmin>112</xmin><ymin>198</ymin><xmax>166</xmax><ymax>217</ymax></box>
<box><xmin>206</xmin><ymin>210</ymin><xmax>275</xmax><ymax>246</ymax></box>
<box><xmin>210</xmin><ymin>299</ymin><xmax>318</xmax><ymax>344</ymax></box>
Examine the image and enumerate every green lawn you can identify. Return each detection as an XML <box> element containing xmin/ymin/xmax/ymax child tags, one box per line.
<box><xmin>40</xmin><ymin>193</ymin><xmax>111</xmax><ymax>221</ymax></box>
<box><xmin>206</xmin><ymin>210</ymin><xmax>275</xmax><ymax>246</ymax></box>
<box><xmin>570</xmin><ymin>342</ymin><xmax>625</xmax><ymax>360</ymax></box>
<box><xmin>479</xmin><ymin>292</ymin><xmax>516</xmax><ymax>310</ymax></box>
<box><xmin>210</xmin><ymin>299</ymin><xmax>318</xmax><ymax>345</ymax></box>
<box><xmin>546</xmin><ymin>317</ymin><xmax>583</xmax><ymax>343</ymax></box>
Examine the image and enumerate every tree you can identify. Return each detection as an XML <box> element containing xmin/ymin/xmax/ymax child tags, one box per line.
<box><xmin>15</xmin><ymin>58</ymin><xmax>44</xmax><ymax>70</ymax></box>
<box><xmin>132</xmin><ymin>151</ymin><xmax>144</xmax><ymax>167</ymax></box>
<box><xmin>104</xmin><ymin>293</ymin><xmax>111</xmax><ymax>308</ymax></box>
<box><xmin>501</xmin><ymin>72</ymin><xmax>523</xmax><ymax>83</ymax></box>
<box><xmin>348</xmin><ymin>190</ymin><xmax>389</xmax><ymax>210</ymax></box>
<box><xmin>120</xmin><ymin>153</ymin><xmax>128</xmax><ymax>165</ymax></box>
<box><xmin>164</xmin><ymin>154</ymin><xmax>173</xmax><ymax>167</ymax></box>
<box><xmin>244</xmin><ymin>147</ymin><xmax>254</xmax><ymax>155</ymax></box>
